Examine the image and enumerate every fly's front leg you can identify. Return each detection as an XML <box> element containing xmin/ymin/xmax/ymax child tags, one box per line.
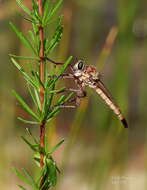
<box><xmin>48</xmin><ymin>73</ymin><xmax>74</xmax><ymax>80</ymax></box>
<box><xmin>45</xmin><ymin>57</ymin><xmax>64</xmax><ymax>65</ymax></box>
<box><xmin>45</xmin><ymin>57</ymin><xmax>73</xmax><ymax>67</ymax></box>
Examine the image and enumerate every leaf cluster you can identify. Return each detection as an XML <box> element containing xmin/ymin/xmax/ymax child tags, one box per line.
<box><xmin>13</xmin><ymin>129</ymin><xmax>64</xmax><ymax>190</ymax></box>
<box><xmin>10</xmin><ymin>0</ymin><xmax>73</xmax><ymax>125</ymax></box>
<box><xmin>10</xmin><ymin>0</ymin><xmax>63</xmax><ymax>57</ymax></box>
<box><xmin>11</xmin><ymin>56</ymin><xmax>72</xmax><ymax>125</ymax></box>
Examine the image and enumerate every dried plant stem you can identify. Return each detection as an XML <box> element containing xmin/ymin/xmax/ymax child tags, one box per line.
<box><xmin>38</xmin><ymin>0</ymin><xmax>45</xmax><ymax>169</ymax></box>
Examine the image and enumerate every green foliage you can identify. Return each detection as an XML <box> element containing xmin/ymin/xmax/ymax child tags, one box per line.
<box><xmin>12</xmin><ymin>128</ymin><xmax>63</xmax><ymax>190</ymax></box>
<box><xmin>9</xmin><ymin>54</ymin><xmax>39</xmax><ymax>60</ymax></box>
<box><xmin>43</xmin><ymin>0</ymin><xmax>63</xmax><ymax>26</ymax></box>
<box><xmin>12</xmin><ymin>90</ymin><xmax>40</xmax><ymax>121</ymax></box>
<box><xmin>45</xmin><ymin>16</ymin><xmax>63</xmax><ymax>55</ymax></box>
<box><xmin>9</xmin><ymin>22</ymin><xmax>37</xmax><ymax>55</ymax></box>
<box><xmin>16</xmin><ymin>0</ymin><xmax>32</xmax><ymax>16</ymax></box>
<box><xmin>10</xmin><ymin>0</ymin><xmax>72</xmax><ymax>189</ymax></box>
<box><xmin>47</xmin><ymin>139</ymin><xmax>64</xmax><ymax>155</ymax></box>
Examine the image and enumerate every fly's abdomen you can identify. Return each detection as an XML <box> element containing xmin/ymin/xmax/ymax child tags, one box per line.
<box><xmin>95</xmin><ymin>87</ymin><xmax>128</xmax><ymax>128</ymax></box>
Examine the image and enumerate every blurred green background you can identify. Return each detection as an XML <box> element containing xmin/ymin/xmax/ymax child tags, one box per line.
<box><xmin>0</xmin><ymin>0</ymin><xmax>147</xmax><ymax>189</ymax></box>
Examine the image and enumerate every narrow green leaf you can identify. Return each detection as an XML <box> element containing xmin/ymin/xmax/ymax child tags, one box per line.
<box><xmin>47</xmin><ymin>139</ymin><xmax>64</xmax><ymax>155</ymax></box>
<box><xmin>11</xmin><ymin>58</ymin><xmax>39</xmax><ymax>89</ymax></box>
<box><xmin>58</xmin><ymin>56</ymin><xmax>73</xmax><ymax>75</ymax></box>
<box><xmin>9</xmin><ymin>54</ymin><xmax>38</xmax><ymax>60</ymax></box>
<box><xmin>63</xmin><ymin>92</ymin><xmax>74</xmax><ymax>102</ymax></box>
<box><xmin>43</xmin><ymin>82</ymin><xmax>56</xmax><ymax>121</ymax></box>
<box><xmin>21</xmin><ymin>136</ymin><xmax>38</xmax><ymax>152</ymax></box>
<box><xmin>48</xmin><ymin>26</ymin><xmax>63</xmax><ymax>53</ymax></box>
<box><xmin>32</xmin><ymin>22</ymin><xmax>39</xmax><ymax>34</ymax></box>
<box><xmin>42</xmin><ymin>0</ymin><xmax>51</xmax><ymax>23</ymax></box>
<box><xmin>45</xmin><ymin>0</ymin><xmax>63</xmax><ymax>25</ymax></box>
<box><xmin>34</xmin><ymin>88</ymin><xmax>41</xmax><ymax>110</ymax></box>
<box><xmin>49</xmin><ymin>56</ymin><xmax>73</xmax><ymax>88</ymax></box>
<box><xmin>45</xmin><ymin>17</ymin><xmax>63</xmax><ymax>54</ymax></box>
<box><xmin>43</xmin><ymin>74</ymin><xmax>56</xmax><ymax>118</ymax></box>
<box><xmin>31</xmin><ymin>0</ymin><xmax>41</xmax><ymax>23</ymax></box>
<box><xmin>16</xmin><ymin>0</ymin><xmax>31</xmax><ymax>16</ymax></box>
<box><xmin>55</xmin><ymin>93</ymin><xmax>73</xmax><ymax>107</ymax></box>
<box><xmin>22</xmin><ymin>16</ymin><xmax>37</xmax><ymax>24</ymax></box>
<box><xmin>18</xmin><ymin>185</ymin><xmax>27</xmax><ymax>190</ymax></box>
<box><xmin>9</xmin><ymin>22</ymin><xmax>36</xmax><ymax>54</ymax></box>
<box><xmin>28</xmin><ymin>29</ymin><xmax>40</xmax><ymax>55</ymax></box>
<box><xmin>43</xmin><ymin>88</ymin><xmax>49</xmax><ymax>115</ymax></box>
<box><xmin>27</xmin><ymin>85</ymin><xmax>39</xmax><ymax>109</ymax></box>
<box><xmin>48</xmin><ymin>81</ymin><xmax>55</xmax><ymax>101</ymax></box>
<box><xmin>56</xmin><ymin>95</ymin><xmax>65</xmax><ymax>104</ymax></box>
<box><xmin>12</xmin><ymin>90</ymin><xmax>40</xmax><ymax>121</ymax></box>
<box><xmin>28</xmin><ymin>30</ymin><xmax>35</xmax><ymax>42</ymax></box>
<box><xmin>47</xmin><ymin>107</ymin><xmax>60</xmax><ymax>121</ymax></box>
<box><xmin>50</xmin><ymin>0</ymin><xmax>63</xmax><ymax>18</ymax></box>
<box><xmin>46</xmin><ymin>93</ymin><xmax>73</xmax><ymax>122</ymax></box>
<box><xmin>26</xmin><ymin>128</ymin><xmax>39</xmax><ymax>144</ymax></box>
<box><xmin>18</xmin><ymin>117</ymin><xmax>39</xmax><ymax>125</ymax></box>
<box><xmin>22</xmin><ymin>168</ymin><xmax>38</xmax><ymax>189</ymax></box>
<box><xmin>48</xmin><ymin>87</ymin><xmax>66</xmax><ymax>94</ymax></box>
<box><xmin>13</xmin><ymin>168</ymin><xmax>32</xmax><ymax>186</ymax></box>
<box><xmin>27</xmin><ymin>84</ymin><xmax>41</xmax><ymax>115</ymax></box>
<box><xmin>33</xmin><ymin>71</ymin><xmax>45</xmax><ymax>89</ymax></box>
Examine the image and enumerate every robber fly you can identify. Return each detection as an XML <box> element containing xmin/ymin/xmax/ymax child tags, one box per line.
<box><xmin>48</xmin><ymin>58</ymin><xmax>128</xmax><ymax>128</ymax></box>
<box><xmin>69</xmin><ymin>60</ymin><xmax>128</xmax><ymax>128</ymax></box>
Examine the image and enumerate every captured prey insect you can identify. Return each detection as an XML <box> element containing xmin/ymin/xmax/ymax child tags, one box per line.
<box><xmin>48</xmin><ymin>59</ymin><xmax>128</xmax><ymax>128</ymax></box>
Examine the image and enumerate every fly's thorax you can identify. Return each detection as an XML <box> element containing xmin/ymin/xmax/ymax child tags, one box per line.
<box><xmin>85</xmin><ymin>66</ymin><xmax>100</xmax><ymax>79</ymax></box>
<box><xmin>73</xmin><ymin>61</ymin><xmax>100</xmax><ymax>86</ymax></box>
<box><xmin>78</xmin><ymin>73</ymin><xmax>99</xmax><ymax>87</ymax></box>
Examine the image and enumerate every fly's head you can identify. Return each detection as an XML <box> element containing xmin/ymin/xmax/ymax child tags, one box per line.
<box><xmin>72</xmin><ymin>60</ymin><xmax>85</xmax><ymax>77</ymax></box>
<box><xmin>72</xmin><ymin>60</ymin><xmax>100</xmax><ymax>87</ymax></box>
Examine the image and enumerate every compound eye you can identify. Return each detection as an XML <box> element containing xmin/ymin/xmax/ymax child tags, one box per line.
<box><xmin>78</xmin><ymin>61</ymin><xmax>84</xmax><ymax>70</ymax></box>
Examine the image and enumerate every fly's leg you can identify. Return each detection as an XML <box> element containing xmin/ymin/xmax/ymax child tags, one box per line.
<box><xmin>48</xmin><ymin>73</ymin><xmax>75</xmax><ymax>80</ymax></box>
<box><xmin>57</xmin><ymin>105</ymin><xmax>77</xmax><ymax>109</ymax></box>
<box><xmin>48</xmin><ymin>73</ymin><xmax>77</xmax><ymax>109</ymax></box>
<box><xmin>45</xmin><ymin>57</ymin><xmax>73</xmax><ymax>67</ymax></box>
<box><xmin>55</xmin><ymin>88</ymin><xmax>87</xmax><ymax>109</ymax></box>
<box><xmin>44</xmin><ymin>57</ymin><xmax>64</xmax><ymax>65</ymax></box>
<box><xmin>48</xmin><ymin>73</ymin><xmax>86</xmax><ymax>109</ymax></box>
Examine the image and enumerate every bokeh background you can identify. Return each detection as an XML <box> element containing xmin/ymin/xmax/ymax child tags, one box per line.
<box><xmin>0</xmin><ymin>0</ymin><xmax>147</xmax><ymax>189</ymax></box>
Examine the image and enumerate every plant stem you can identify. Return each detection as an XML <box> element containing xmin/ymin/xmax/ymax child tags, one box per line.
<box><xmin>38</xmin><ymin>0</ymin><xmax>45</xmax><ymax>169</ymax></box>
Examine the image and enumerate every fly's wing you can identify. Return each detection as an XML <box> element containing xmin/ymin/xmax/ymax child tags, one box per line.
<box><xmin>94</xmin><ymin>80</ymin><xmax>128</xmax><ymax>128</ymax></box>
